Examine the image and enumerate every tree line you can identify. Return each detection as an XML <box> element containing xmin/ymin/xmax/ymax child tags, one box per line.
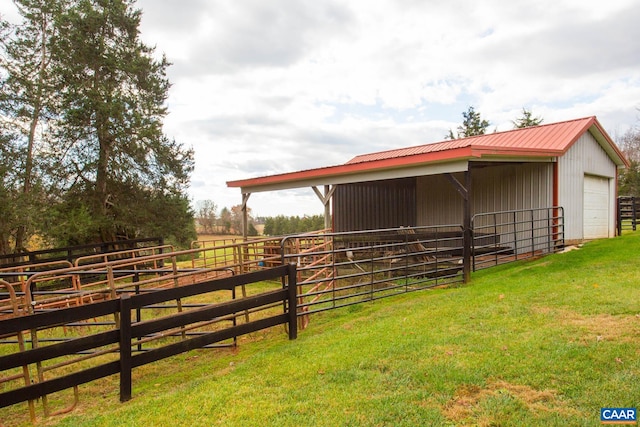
<box><xmin>195</xmin><ymin>200</ymin><xmax>325</xmax><ymax>236</ymax></box>
<box><xmin>0</xmin><ymin>0</ymin><xmax>195</xmax><ymax>256</ymax></box>
<box><xmin>262</xmin><ymin>215</ymin><xmax>325</xmax><ymax>236</ymax></box>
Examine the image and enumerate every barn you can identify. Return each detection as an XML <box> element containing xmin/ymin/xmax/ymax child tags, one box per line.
<box><xmin>227</xmin><ymin>116</ymin><xmax>627</xmax><ymax>245</ymax></box>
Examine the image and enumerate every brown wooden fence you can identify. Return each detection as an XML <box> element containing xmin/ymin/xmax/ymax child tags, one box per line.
<box><xmin>0</xmin><ymin>264</ymin><xmax>297</xmax><ymax>419</ymax></box>
<box><xmin>617</xmin><ymin>196</ymin><xmax>640</xmax><ymax>234</ymax></box>
<box><xmin>0</xmin><ymin>237</ymin><xmax>165</xmax><ymax>269</ymax></box>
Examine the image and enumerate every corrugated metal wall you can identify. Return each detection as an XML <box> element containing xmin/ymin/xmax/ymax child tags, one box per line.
<box><xmin>415</xmin><ymin>162</ymin><xmax>555</xmax><ymax>253</ymax></box>
<box><xmin>333</xmin><ymin>163</ymin><xmax>554</xmax><ymax>239</ymax></box>
<box><xmin>415</xmin><ymin>174</ymin><xmax>464</xmax><ymax>225</ymax></box>
<box><xmin>558</xmin><ymin>132</ymin><xmax>617</xmax><ymax>241</ymax></box>
<box><xmin>333</xmin><ymin>178</ymin><xmax>416</xmax><ymax>232</ymax></box>
<box><xmin>416</xmin><ymin>162</ymin><xmax>553</xmax><ymax>225</ymax></box>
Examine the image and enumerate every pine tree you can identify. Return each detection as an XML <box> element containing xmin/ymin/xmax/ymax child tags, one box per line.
<box><xmin>512</xmin><ymin>108</ymin><xmax>543</xmax><ymax>128</ymax></box>
<box><xmin>0</xmin><ymin>0</ymin><xmax>65</xmax><ymax>253</ymax></box>
<box><xmin>48</xmin><ymin>0</ymin><xmax>195</xmax><ymax>245</ymax></box>
<box><xmin>446</xmin><ymin>106</ymin><xmax>490</xmax><ymax>139</ymax></box>
<box><xmin>0</xmin><ymin>0</ymin><xmax>196</xmax><ymax>251</ymax></box>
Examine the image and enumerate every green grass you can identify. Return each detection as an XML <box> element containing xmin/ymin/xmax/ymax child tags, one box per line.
<box><xmin>3</xmin><ymin>234</ymin><xmax>640</xmax><ymax>426</ymax></box>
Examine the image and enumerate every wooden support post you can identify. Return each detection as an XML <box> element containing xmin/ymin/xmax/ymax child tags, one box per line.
<box><xmin>445</xmin><ymin>170</ymin><xmax>472</xmax><ymax>283</ymax></box>
<box><xmin>287</xmin><ymin>263</ymin><xmax>298</xmax><ymax>340</ymax></box>
<box><xmin>633</xmin><ymin>196</ymin><xmax>637</xmax><ymax>231</ymax></box>
<box><xmin>616</xmin><ymin>197</ymin><xmax>622</xmax><ymax>237</ymax></box>
<box><xmin>171</xmin><ymin>255</ymin><xmax>186</xmax><ymax>339</ymax></box>
<box><xmin>312</xmin><ymin>185</ymin><xmax>336</xmax><ymax>231</ymax></box>
<box><xmin>241</xmin><ymin>193</ymin><xmax>251</xmax><ymax>239</ymax></box>
<box><xmin>119</xmin><ymin>294</ymin><xmax>132</xmax><ymax>402</ymax></box>
<box><xmin>463</xmin><ymin>170</ymin><xmax>472</xmax><ymax>283</ymax></box>
<box><xmin>324</xmin><ymin>185</ymin><xmax>333</xmax><ymax>230</ymax></box>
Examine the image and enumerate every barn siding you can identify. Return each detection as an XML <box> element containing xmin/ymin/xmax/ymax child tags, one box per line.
<box><xmin>333</xmin><ymin>178</ymin><xmax>416</xmax><ymax>232</ymax></box>
<box><xmin>416</xmin><ymin>162</ymin><xmax>553</xmax><ymax>225</ymax></box>
<box><xmin>415</xmin><ymin>163</ymin><xmax>554</xmax><ymax>253</ymax></box>
<box><xmin>558</xmin><ymin>132</ymin><xmax>617</xmax><ymax>241</ymax></box>
<box><xmin>472</xmin><ymin>162</ymin><xmax>553</xmax><ymax>214</ymax></box>
<box><xmin>415</xmin><ymin>174</ymin><xmax>463</xmax><ymax>225</ymax></box>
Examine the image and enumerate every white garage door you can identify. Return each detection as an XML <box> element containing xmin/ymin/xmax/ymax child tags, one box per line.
<box><xmin>583</xmin><ymin>175</ymin><xmax>610</xmax><ymax>239</ymax></box>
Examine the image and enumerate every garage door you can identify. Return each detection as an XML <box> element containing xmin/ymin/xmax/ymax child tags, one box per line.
<box><xmin>583</xmin><ymin>175</ymin><xmax>609</xmax><ymax>239</ymax></box>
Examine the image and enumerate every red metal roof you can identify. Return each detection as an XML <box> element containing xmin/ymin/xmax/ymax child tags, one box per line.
<box><xmin>347</xmin><ymin>116</ymin><xmax>598</xmax><ymax>164</ymax></box>
<box><xmin>227</xmin><ymin>116</ymin><xmax>627</xmax><ymax>190</ymax></box>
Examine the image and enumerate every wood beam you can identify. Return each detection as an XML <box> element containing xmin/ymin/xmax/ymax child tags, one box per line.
<box><xmin>445</xmin><ymin>172</ymin><xmax>471</xmax><ymax>283</ymax></box>
<box><xmin>444</xmin><ymin>173</ymin><xmax>467</xmax><ymax>199</ymax></box>
<box><xmin>241</xmin><ymin>193</ymin><xmax>251</xmax><ymax>239</ymax></box>
<box><xmin>312</xmin><ymin>185</ymin><xmax>335</xmax><ymax>230</ymax></box>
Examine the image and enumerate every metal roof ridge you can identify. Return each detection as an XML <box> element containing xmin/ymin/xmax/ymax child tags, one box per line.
<box><xmin>346</xmin><ymin>116</ymin><xmax>597</xmax><ymax>164</ymax></box>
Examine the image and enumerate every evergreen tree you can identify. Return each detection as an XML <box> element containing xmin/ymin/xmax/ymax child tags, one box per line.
<box><xmin>48</xmin><ymin>0</ymin><xmax>195</xmax><ymax>246</ymax></box>
<box><xmin>263</xmin><ymin>217</ymin><xmax>274</xmax><ymax>236</ymax></box>
<box><xmin>0</xmin><ymin>0</ymin><xmax>65</xmax><ymax>253</ymax></box>
<box><xmin>0</xmin><ymin>131</ymin><xmax>21</xmax><ymax>255</ymax></box>
<box><xmin>512</xmin><ymin>108</ymin><xmax>543</xmax><ymax>128</ymax></box>
<box><xmin>446</xmin><ymin>106</ymin><xmax>490</xmax><ymax>139</ymax></box>
<box><xmin>0</xmin><ymin>0</ymin><xmax>196</xmax><ymax>251</ymax></box>
<box><xmin>261</xmin><ymin>214</ymin><xmax>325</xmax><ymax>236</ymax></box>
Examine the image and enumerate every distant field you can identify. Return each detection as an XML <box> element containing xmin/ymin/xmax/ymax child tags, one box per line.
<box><xmin>193</xmin><ymin>234</ymin><xmax>242</xmax><ymax>242</ymax></box>
<box><xmin>3</xmin><ymin>232</ymin><xmax>639</xmax><ymax>426</ymax></box>
<box><xmin>194</xmin><ymin>226</ymin><xmax>265</xmax><ymax>243</ymax></box>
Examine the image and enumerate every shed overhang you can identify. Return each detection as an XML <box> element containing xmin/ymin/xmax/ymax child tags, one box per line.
<box><xmin>232</xmin><ymin>160</ymin><xmax>471</xmax><ymax>193</ymax></box>
<box><xmin>227</xmin><ymin>147</ymin><xmax>477</xmax><ymax>193</ymax></box>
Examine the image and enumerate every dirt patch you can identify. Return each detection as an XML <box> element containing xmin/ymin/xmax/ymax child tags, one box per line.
<box><xmin>443</xmin><ymin>379</ymin><xmax>578</xmax><ymax>425</ymax></box>
<box><xmin>565</xmin><ymin>313</ymin><xmax>639</xmax><ymax>344</ymax></box>
<box><xmin>531</xmin><ymin>306</ymin><xmax>640</xmax><ymax>344</ymax></box>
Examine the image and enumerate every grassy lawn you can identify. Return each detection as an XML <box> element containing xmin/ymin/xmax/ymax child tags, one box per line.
<box><xmin>3</xmin><ymin>233</ymin><xmax>639</xmax><ymax>426</ymax></box>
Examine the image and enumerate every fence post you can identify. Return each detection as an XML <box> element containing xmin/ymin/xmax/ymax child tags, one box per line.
<box><xmin>463</xmin><ymin>171</ymin><xmax>472</xmax><ymax>283</ymax></box>
<box><xmin>617</xmin><ymin>197</ymin><xmax>622</xmax><ymax>236</ymax></box>
<box><xmin>287</xmin><ymin>263</ymin><xmax>298</xmax><ymax>340</ymax></box>
<box><xmin>546</xmin><ymin>208</ymin><xmax>551</xmax><ymax>253</ymax></box>
<box><xmin>513</xmin><ymin>211</ymin><xmax>518</xmax><ymax>260</ymax></box>
<box><xmin>530</xmin><ymin>209</ymin><xmax>535</xmax><ymax>254</ymax></box>
<box><xmin>119</xmin><ymin>294</ymin><xmax>132</xmax><ymax>402</ymax></box>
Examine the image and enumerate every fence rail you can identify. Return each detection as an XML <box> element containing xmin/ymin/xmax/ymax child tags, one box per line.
<box><xmin>0</xmin><ymin>265</ymin><xmax>297</xmax><ymax>419</ymax></box>
<box><xmin>281</xmin><ymin>225</ymin><xmax>465</xmax><ymax>326</ymax></box>
<box><xmin>0</xmin><ymin>249</ymin><xmax>231</xmax><ymax>319</ymax></box>
<box><xmin>0</xmin><ymin>237</ymin><xmax>165</xmax><ymax>269</ymax></box>
<box><xmin>471</xmin><ymin>206</ymin><xmax>565</xmax><ymax>271</ymax></box>
<box><xmin>617</xmin><ymin>196</ymin><xmax>640</xmax><ymax>234</ymax></box>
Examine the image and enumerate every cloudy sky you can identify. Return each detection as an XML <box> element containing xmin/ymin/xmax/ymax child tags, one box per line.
<box><xmin>4</xmin><ymin>0</ymin><xmax>640</xmax><ymax>217</ymax></box>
